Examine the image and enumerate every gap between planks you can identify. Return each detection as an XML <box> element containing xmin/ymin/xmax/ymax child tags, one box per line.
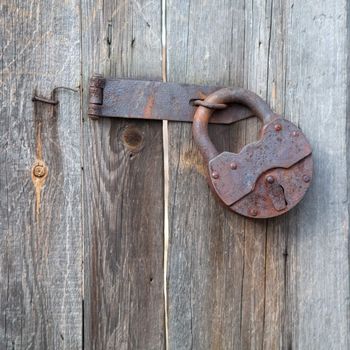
<box><xmin>161</xmin><ymin>0</ymin><xmax>169</xmax><ymax>349</ymax></box>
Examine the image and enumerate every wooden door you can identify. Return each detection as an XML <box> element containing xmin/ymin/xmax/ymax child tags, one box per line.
<box><xmin>1</xmin><ymin>0</ymin><xmax>349</xmax><ymax>349</ymax></box>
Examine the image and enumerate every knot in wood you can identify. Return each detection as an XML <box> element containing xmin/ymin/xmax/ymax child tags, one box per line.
<box><xmin>122</xmin><ymin>126</ymin><xmax>144</xmax><ymax>153</ymax></box>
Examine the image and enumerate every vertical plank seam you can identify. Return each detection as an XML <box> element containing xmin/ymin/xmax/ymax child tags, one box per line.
<box><xmin>261</xmin><ymin>221</ymin><xmax>269</xmax><ymax>350</ymax></box>
<box><xmin>78</xmin><ymin>0</ymin><xmax>84</xmax><ymax>347</ymax></box>
<box><xmin>161</xmin><ymin>0</ymin><xmax>169</xmax><ymax>348</ymax></box>
<box><xmin>240</xmin><ymin>0</ymin><xmax>248</xmax><ymax>343</ymax></box>
<box><xmin>262</xmin><ymin>2</ymin><xmax>274</xmax><ymax>348</ymax></box>
<box><xmin>283</xmin><ymin>215</ymin><xmax>289</xmax><ymax>348</ymax></box>
<box><xmin>346</xmin><ymin>0</ymin><xmax>350</xmax><ymax>346</ymax></box>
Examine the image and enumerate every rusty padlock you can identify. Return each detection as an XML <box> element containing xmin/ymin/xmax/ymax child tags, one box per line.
<box><xmin>192</xmin><ymin>88</ymin><xmax>313</xmax><ymax>219</ymax></box>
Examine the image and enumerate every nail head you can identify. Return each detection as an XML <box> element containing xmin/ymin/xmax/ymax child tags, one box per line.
<box><xmin>249</xmin><ymin>208</ymin><xmax>258</xmax><ymax>217</ymax></box>
<box><xmin>274</xmin><ymin>124</ymin><xmax>282</xmax><ymax>131</ymax></box>
<box><xmin>266</xmin><ymin>175</ymin><xmax>274</xmax><ymax>184</ymax></box>
<box><xmin>230</xmin><ymin>162</ymin><xmax>237</xmax><ymax>170</ymax></box>
<box><xmin>33</xmin><ymin>165</ymin><xmax>46</xmax><ymax>178</ymax></box>
<box><xmin>212</xmin><ymin>171</ymin><xmax>219</xmax><ymax>179</ymax></box>
<box><xmin>302</xmin><ymin>175</ymin><xmax>311</xmax><ymax>183</ymax></box>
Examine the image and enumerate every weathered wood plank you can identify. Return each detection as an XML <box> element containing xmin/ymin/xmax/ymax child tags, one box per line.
<box><xmin>261</xmin><ymin>1</ymin><xmax>288</xmax><ymax>348</ymax></box>
<box><xmin>166</xmin><ymin>1</ymin><xmax>269</xmax><ymax>349</ymax></box>
<box><xmin>283</xmin><ymin>1</ymin><xmax>349</xmax><ymax>348</ymax></box>
<box><xmin>1</xmin><ymin>1</ymin><xmax>349</xmax><ymax>349</ymax></box>
<box><xmin>166</xmin><ymin>0</ymin><xmax>350</xmax><ymax>349</ymax></box>
<box><xmin>81</xmin><ymin>0</ymin><xmax>165</xmax><ymax>349</ymax></box>
<box><xmin>0</xmin><ymin>1</ymin><xmax>82</xmax><ymax>349</ymax></box>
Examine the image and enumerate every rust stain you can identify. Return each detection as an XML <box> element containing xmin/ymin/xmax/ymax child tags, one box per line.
<box><xmin>143</xmin><ymin>94</ymin><xmax>155</xmax><ymax>119</ymax></box>
<box><xmin>180</xmin><ymin>149</ymin><xmax>207</xmax><ymax>178</ymax></box>
<box><xmin>31</xmin><ymin>122</ymin><xmax>48</xmax><ymax>220</ymax></box>
<box><xmin>271</xmin><ymin>80</ymin><xmax>277</xmax><ymax>108</ymax></box>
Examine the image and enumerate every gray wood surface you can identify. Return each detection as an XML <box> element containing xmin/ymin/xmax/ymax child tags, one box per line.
<box><xmin>0</xmin><ymin>1</ymin><xmax>82</xmax><ymax>349</ymax></box>
<box><xmin>81</xmin><ymin>0</ymin><xmax>165</xmax><ymax>349</ymax></box>
<box><xmin>283</xmin><ymin>2</ymin><xmax>349</xmax><ymax>348</ymax></box>
<box><xmin>166</xmin><ymin>0</ymin><xmax>350</xmax><ymax>349</ymax></box>
<box><xmin>1</xmin><ymin>0</ymin><xmax>350</xmax><ymax>349</ymax></box>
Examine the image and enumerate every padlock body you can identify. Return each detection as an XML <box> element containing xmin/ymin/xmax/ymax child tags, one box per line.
<box><xmin>207</xmin><ymin>118</ymin><xmax>313</xmax><ymax>218</ymax></box>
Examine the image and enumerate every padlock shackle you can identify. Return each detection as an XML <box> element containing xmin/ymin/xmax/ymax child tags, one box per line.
<box><xmin>192</xmin><ymin>88</ymin><xmax>276</xmax><ymax>162</ymax></box>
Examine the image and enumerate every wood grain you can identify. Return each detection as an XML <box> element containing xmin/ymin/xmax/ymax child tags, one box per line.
<box><xmin>166</xmin><ymin>0</ymin><xmax>350</xmax><ymax>349</ymax></box>
<box><xmin>1</xmin><ymin>0</ymin><xmax>349</xmax><ymax>349</ymax></box>
<box><xmin>167</xmin><ymin>1</ymin><xmax>266</xmax><ymax>348</ymax></box>
<box><xmin>81</xmin><ymin>0</ymin><xmax>165</xmax><ymax>349</ymax></box>
<box><xmin>283</xmin><ymin>1</ymin><xmax>350</xmax><ymax>348</ymax></box>
<box><xmin>0</xmin><ymin>1</ymin><xmax>82</xmax><ymax>349</ymax></box>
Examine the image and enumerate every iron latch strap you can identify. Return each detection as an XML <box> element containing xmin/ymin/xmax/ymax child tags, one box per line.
<box><xmin>88</xmin><ymin>75</ymin><xmax>253</xmax><ymax>124</ymax></box>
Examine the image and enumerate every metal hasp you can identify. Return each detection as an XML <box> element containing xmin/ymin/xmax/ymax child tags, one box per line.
<box><xmin>192</xmin><ymin>88</ymin><xmax>313</xmax><ymax>219</ymax></box>
<box><xmin>88</xmin><ymin>75</ymin><xmax>254</xmax><ymax>123</ymax></box>
<box><xmin>88</xmin><ymin>75</ymin><xmax>313</xmax><ymax>219</ymax></box>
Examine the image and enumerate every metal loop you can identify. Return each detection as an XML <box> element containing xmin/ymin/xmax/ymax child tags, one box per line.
<box><xmin>192</xmin><ymin>88</ymin><xmax>275</xmax><ymax>162</ymax></box>
<box><xmin>192</xmin><ymin>100</ymin><xmax>228</xmax><ymax>110</ymax></box>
